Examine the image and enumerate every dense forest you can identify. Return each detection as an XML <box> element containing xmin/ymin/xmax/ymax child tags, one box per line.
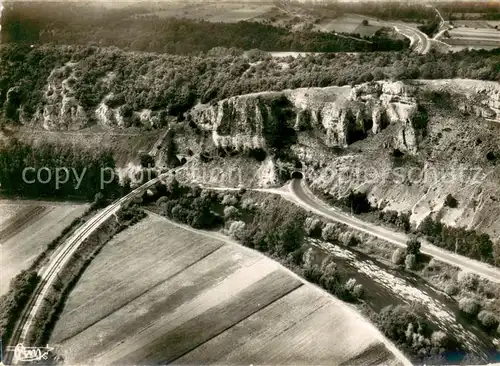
<box><xmin>0</xmin><ymin>140</ymin><xmax>122</xmax><ymax>200</ymax></box>
<box><xmin>0</xmin><ymin>44</ymin><xmax>498</xmax><ymax>124</ymax></box>
<box><xmin>1</xmin><ymin>2</ymin><xmax>407</xmax><ymax>55</ymax></box>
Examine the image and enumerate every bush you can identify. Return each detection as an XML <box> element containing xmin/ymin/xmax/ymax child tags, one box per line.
<box><xmin>444</xmin><ymin>283</ymin><xmax>459</xmax><ymax>296</ymax></box>
<box><xmin>352</xmin><ymin>284</ymin><xmax>364</xmax><ymax>298</ymax></box>
<box><xmin>405</xmin><ymin>254</ymin><xmax>417</xmax><ymax>270</ymax></box>
<box><xmin>321</xmin><ymin>223</ymin><xmax>338</xmax><ymax>242</ymax></box>
<box><xmin>477</xmin><ymin>310</ymin><xmax>499</xmax><ymax>330</ymax></box>
<box><xmin>344</xmin><ymin>234</ymin><xmax>360</xmax><ymax>247</ymax></box>
<box><xmin>392</xmin><ymin>248</ymin><xmax>406</xmax><ymax>265</ymax></box>
<box><xmin>458</xmin><ymin>297</ymin><xmax>481</xmax><ymax>316</ymax></box>
<box><xmin>304</xmin><ymin>217</ymin><xmax>323</xmax><ymax>237</ymax></box>
<box><xmin>156</xmin><ymin>196</ymin><xmax>169</xmax><ymax>207</ymax></box>
<box><xmin>241</xmin><ymin>198</ymin><xmax>256</xmax><ymax>210</ymax></box>
<box><xmin>444</xmin><ymin>194</ymin><xmax>458</xmax><ymax>208</ymax></box>
<box><xmin>223</xmin><ymin>205</ymin><xmax>239</xmax><ymax>220</ymax></box>
<box><xmin>457</xmin><ymin>271</ymin><xmax>479</xmax><ymax>291</ymax></box>
<box><xmin>228</xmin><ymin>221</ymin><xmax>246</xmax><ymax>240</ymax></box>
<box><xmin>221</xmin><ymin>194</ymin><xmax>238</xmax><ymax>206</ymax></box>
<box><xmin>430</xmin><ymin>330</ymin><xmax>448</xmax><ymax>347</ymax></box>
<box><xmin>406</xmin><ymin>238</ymin><xmax>421</xmax><ymax>256</ymax></box>
<box><xmin>345</xmin><ymin>278</ymin><xmax>357</xmax><ymax>292</ymax></box>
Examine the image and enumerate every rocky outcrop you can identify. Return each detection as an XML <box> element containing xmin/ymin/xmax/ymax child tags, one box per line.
<box><xmin>35</xmin><ymin>63</ymin><xmax>88</xmax><ymax>130</ymax></box>
<box><xmin>417</xmin><ymin>79</ymin><xmax>500</xmax><ymax>122</ymax></box>
<box><xmin>190</xmin><ymin>81</ymin><xmax>424</xmax><ymax>153</ymax></box>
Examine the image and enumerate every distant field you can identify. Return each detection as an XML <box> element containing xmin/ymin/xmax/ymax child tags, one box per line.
<box><xmin>0</xmin><ymin>200</ymin><xmax>89</xmax><ymax>295</ymax></box>
<box><xmin>317</xmin><ymin>15</ymin><xmax>366</xmax><ymax>33</ymax></box>
<box><xmin>452</xmin><ymin>20</ymin><xmax>500</xmax><ymax>28</ymax></box>
<box><xmin>443</xmin><ymin>26</ymin><xmax>500</xmax><ymax>48</ymax></box>
<box><xmin>353</xmin><ymin>23</ymin><xmax>383</xmax><ymax>37</ymax></box>
<box><xmin>135</xmin><ymin>2</ymin><xmax>274</xmax><ymax>23</ymax></box>
<box><xmin>50</xmin><ymin>215</ymin><xmax>406</xmax><ymax>366</ymax></box>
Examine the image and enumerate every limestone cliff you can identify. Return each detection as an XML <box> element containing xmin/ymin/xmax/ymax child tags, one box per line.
<box><xmin>189</xmin><ymin>81</ymin><xmax>426</xmax><ymax>154</ymax></box>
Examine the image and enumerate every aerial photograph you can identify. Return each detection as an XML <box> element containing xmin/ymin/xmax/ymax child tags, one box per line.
<box><xmin>0</xmin><ymin>0</ymin><xmax>499</xmax><ymax>365</ymax></box>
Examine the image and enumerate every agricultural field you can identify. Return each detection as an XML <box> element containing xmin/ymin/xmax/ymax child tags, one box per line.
<box><xmin>50</xmin><ymin>214</ymin><xmax>407</xmax><ymax>366</ymax></box>
<box><xmin>134</xmin><ymin>1</ymin><xmax>274</xmax><ymax>23</ymax></box>
<box><xmin>0</xmin><ymin>200</ymin><xmax>89</xmax><ymax>295</ymax></box>
<box><xmin>440</xmin><ymin>25</ymin><xmax>500</xmax><ymax>49</ymax></box>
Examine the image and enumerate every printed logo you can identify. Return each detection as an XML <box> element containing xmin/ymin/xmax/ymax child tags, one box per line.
<box><xmin>6</xmin><ymin>344</ymin><xmax>54</xmax><ymax>363</ymax></box>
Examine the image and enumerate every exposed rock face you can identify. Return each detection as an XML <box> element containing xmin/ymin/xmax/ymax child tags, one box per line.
<box><xmin>190</xmin><ymin>94</ymin><xmax>271</xmax><ymax>151</ymax></box>
<box><xmin>190</xmin><ymin>81</ymin><xmax>424</xmax><ymax>153</ymax></box>
<box><xmin>36</xmin><ymin>63</ymin><xmax>88</xmax><ymax>130</ymax></box>
<box><xmin>417</xmin><ymin>79</ymin><xmax>500</xmax><ymax>122</ymax></box>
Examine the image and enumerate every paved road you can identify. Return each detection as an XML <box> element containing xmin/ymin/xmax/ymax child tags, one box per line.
<box><xmin>393</xmin><ymin>23</ymin><xmax>431</xmax><ymax>54</ymax></box>
<box><xmin>289</xmin><ymin>179</ymin><xmax>500</xmax><ymax>284</ymax></box>
<box><xmin>7</xmin><ymin>175</ymin><xmax>499</xmax><ymax>361</ymax></box>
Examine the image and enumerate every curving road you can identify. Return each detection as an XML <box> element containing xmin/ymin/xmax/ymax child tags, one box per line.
<box><xmin>7</xmin><ymin>174</ymin><xmax>499</xmax><ymax>361</ymax></box>
<box><xmin>289</xmin><ymin>179</ymin><xmax>500</xmax><ymax>284</ymax></box>
<box><xmin>392</xmin><ymin>23</ymin><xmax>431</xmax><ymax>54</ymax></box>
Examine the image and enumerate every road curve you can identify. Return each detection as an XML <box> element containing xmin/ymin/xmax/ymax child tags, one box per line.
<box><xmin>395</xmin><ymin>25</ymin><xmax>431</xmax><ymax>54</ymax></box>
<box><xmin>289</xmin><ymin>179</ymin><xmax>500</xmax><ymax>284</ymax></box>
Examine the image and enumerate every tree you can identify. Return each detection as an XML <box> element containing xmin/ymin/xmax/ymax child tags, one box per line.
<box><xmin>362</xmin><ymin>19</ymin><xmax>369</xmax><ymax>26</ymax></box>
<box><xmin>405</xmin><ymin>254</ymin><xmax>417</xmax><ymax>270</ymax></box>
<box><xmin>444</xmin><ymin>194</ymin><xmax>458</xmax><ymax>208</ymax></box>
<box><xmin>321</xmin><ymin>223</ymin><xmax>338</xmax><ymax>242</ymax></box>
<box><xmin>228</xmin><ymin>221</ymin><xmax>246</xmax><ymax>240</ymax></box>
<box><xmin>477</xmin><ymin>310</ymin><xmax>499</xmax><ymax>330</ymax></box>
<box><xmin>458</xmin><ymin>297</ymin><xmax>481</xmax><ymax>317</ymax></box>
<box><xmin>392</xmin><ymin>248</ymin><xmax>406</xmax><ymax>265</ymax></box>
<box><xmin>224</xmin><ymin>205</ymin><xmax>239</xmax><ymax>220</ymax></box>
<box><xmin>406</xmin><ymin>238</ymin><xmax>421</xmax><ymax>256</ymax></box>
<box><xmin>140</xmin><ymin>153</ymin><xmax>154</xmax><ymax>168</ymax></box>
<box><xmin>304</xmin><ymin>217</ymin><xmax>323</xmax><ymax>237</ymax></box>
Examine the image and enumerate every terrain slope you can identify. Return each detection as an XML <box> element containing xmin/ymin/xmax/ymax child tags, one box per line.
<box><xmin>50</xmin><ymin>214</ymin><xmax>409</xmax><ymax>366</ymax></box>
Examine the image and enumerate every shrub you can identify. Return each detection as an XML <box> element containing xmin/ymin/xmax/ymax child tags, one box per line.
<box><xmin>406</xmin><ymin>238</ymin><xmax>421</xmax><ymax>256</ymax></box>
<box><xmin>223</xmin><ymin>205</ymin><xmax>239</xmax><ymax>220</ymax></box>
<box><xmin>405</xmin><ymin>254</ymin><xmax>417</xmax><ymax>270</ymax></box>
<box><xmin>241</xmin><ymin>198</ymin><xmax>256</xmax><ymax>210</ymax></box>
<box><xmin>228</xmin><ymin>221</ymin><xmax>246</xmax><ymax>240</ymax></box>
<box><xmin>444</xmin><ymin>194</ymin><xmax>458</xmax><ymax>208</ymax></box>
<box><xmin>444</xmin><ymin>283</ymin><xmax>459</xmax><ymax>296</ymax></box>
<box><xmin>345</xmin><ymin>278</ymin><xmax>357</xmax><ymax>292</ymax></box>
<box><xmin>304</xmin><ymin>217</ymin><xmax>323</xmax><ymax>237</ymax></box>
<box><xmin>457</xmin><ymin>271</ymin><xmax>479</xmax><ymax>291</ymax></box>
<box><xmin>221</xmin><ymin>194</ymin><xmax>238</xmax><ymax>206</ymax></box>
<box><xmin>344</xmin><ymin>235</ymin><xmax>360</xmax><ymax>247</ymax></box>
<box><xmin>392</xmin><ymin>248</ymin><xmax>406</xmax><ymax>265</ymax></box>
<box><xmin>477</xmin><ymin>310</ymin><xmax>499</xmax><ymax>330</ymax></box>
<box><xmin>430</xmin><ymin>330</ymin><xmax>448</xmax><ymax>347</ymax></box>
<box><xmin>156</xmin><ymin>196</ymin><xmax>168</xmax><ymax>207</ymax></box>
<box><xmin>321</xmin><ymin>223</ymin><xmax>338</xmax><ymax>242</ymax></box>
<box><xmin>352</xmin><ymin>284</ymin><xmax>364</xmax><ymax>298</ymax></box>
<box><xmin>458</xmin><ymin>297</ymin><xmax>481</xmax><ymax>316</ymax></box>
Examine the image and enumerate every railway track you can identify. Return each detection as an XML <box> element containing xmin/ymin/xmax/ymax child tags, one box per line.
<box><xmin>4</xmin><ymin>176</ymin><xmax>164</xmax><ymax>364</ymax></box>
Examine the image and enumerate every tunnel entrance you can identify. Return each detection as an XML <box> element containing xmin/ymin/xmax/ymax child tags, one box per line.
<box><xmin>292</xmin><ymin>171</ymin><xmax>303</xmax><ymax>180</ymax></box>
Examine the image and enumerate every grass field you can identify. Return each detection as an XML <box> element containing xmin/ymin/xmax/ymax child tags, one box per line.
<box><xmin>50</xmin><ymin>214</ymin><xmax>406</xmax><ymax>365</ymax></box>
<box><xmin>0</xmin><ymin>200</ymin><xmax>89</xmax><ymax>296</ymax></box>
<box><xmin>135</xmin><ymin>2</ymin><xmax>274</xmax><ymax>23</ymax></box>
<box><xmin>442</xmin><ymin>26</ymin><xmax>500</xmax><ymax>48</ymax></box>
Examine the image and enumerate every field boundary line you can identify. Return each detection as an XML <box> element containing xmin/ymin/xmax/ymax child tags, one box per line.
<box><xmin>56</xmin><ymin>243</ymin><xmax>225</xmax><ymax>344</ymax></box>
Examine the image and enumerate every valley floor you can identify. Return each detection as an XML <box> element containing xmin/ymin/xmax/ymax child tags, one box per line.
<box><xmin>49</xmin><ymin>214</ymin><xmax>409</xmax><ymax>366</ymax></box>
<box><xmin>0</xmin><ymin>200</ymin><xmax>89</xmax><ymax>296</ymax></box>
